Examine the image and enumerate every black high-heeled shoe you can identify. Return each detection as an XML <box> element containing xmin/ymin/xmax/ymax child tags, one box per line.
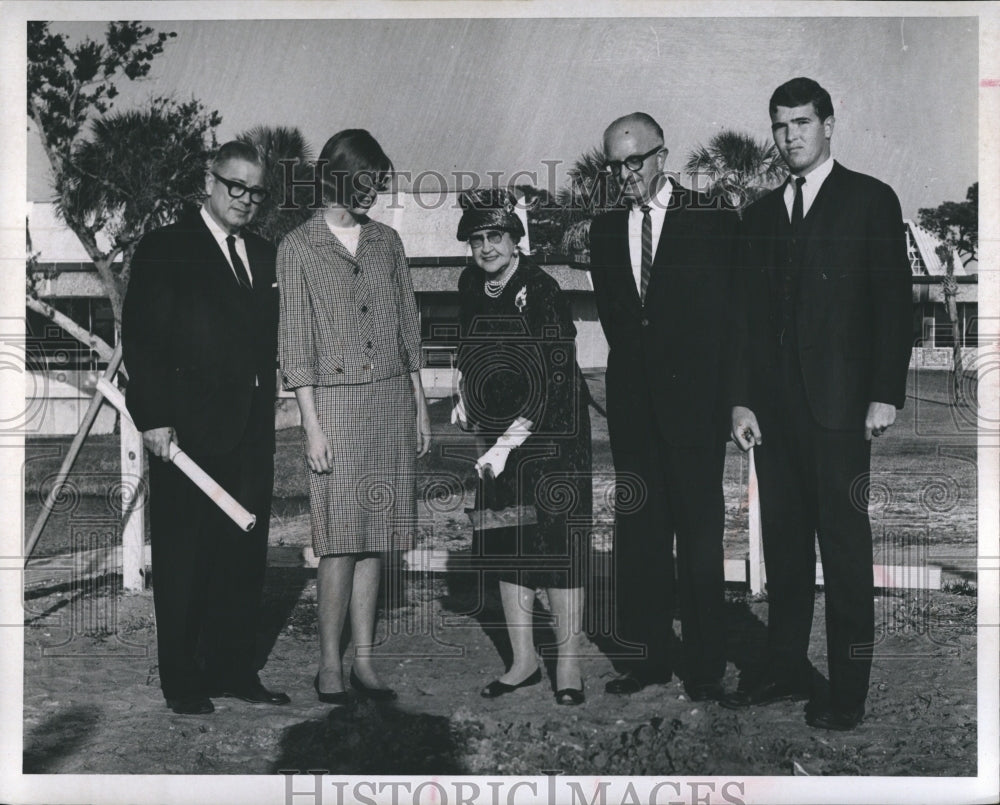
<box><xmin>349</xmin><ymin>668</ymin><xmax>397</xmax><ymax>701</ymax></box>
<box><xmin>555</xmin><ymin>682</ymin><xmax>585</xmax><ymax>706</ymax></box>
<box><xmin>480</xmin><ymin>667</ymin><xmax>542</xmax><ymax>699</ymax></box>
<box><xmin>314</xmin><ymin>674</ymin><xmax>350</xmax><ymax>706</ymax></box>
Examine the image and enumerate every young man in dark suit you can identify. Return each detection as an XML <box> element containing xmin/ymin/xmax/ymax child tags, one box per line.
<box><xmin>725</xmin><ymin>78</ymin><xmax>912</xmax><ymax>730</ymax></box>
<box><xmin>589</xmin><ymin>113</ymin><xmax>738</xmax><ymax>701</ymax></box>
<box><xmin>122</xmin><ymin>141</ymin><xmax>289</xmax><ymax>715</ymax></box>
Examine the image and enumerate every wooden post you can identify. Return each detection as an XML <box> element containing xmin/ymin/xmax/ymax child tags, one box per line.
<box><xmin>747</xmin><ymin>448</ymin><xmax>764</xmax><ymax>595</ymax></box>
<box><xmin>24</xmin><ymin>344</ymin><xmax>124</xmax><ymax>560</ymax></box>
<box><xmin>119</xmin><ymin>412</ymin><xmax>145</xmax><ymax>591</ymax></box>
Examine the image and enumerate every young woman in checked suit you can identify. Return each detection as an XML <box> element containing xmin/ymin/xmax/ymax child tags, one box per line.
<box><xmin>277</xmin><ymin>130</ymin><xmax>431</xmax><ymax>704</ymax></box>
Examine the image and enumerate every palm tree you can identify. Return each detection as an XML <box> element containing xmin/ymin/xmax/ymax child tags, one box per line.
<box><xmin>684</xmin><ymin>130</ymin><xmax>787</xmax><ymax>213</ymax></box>
<box><xmin>555</xmin><ymin>146</ymin><xmax>621</xmax><ymax>258</ymax></box>
<box><xmin>237</xmin><ymin>125</ymin><xmax>315</xmax><ymax>245</ymax></box>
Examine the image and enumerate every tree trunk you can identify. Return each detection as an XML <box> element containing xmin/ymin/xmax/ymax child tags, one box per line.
<box><xmin>937</xmin><ymin>244</ymin><xmax>964</xmax><ymax>404</ymax></box>
<box><xmin>944</xmin><ymin>276</ymin><xmax>964</xmax><ymax>403</ymax></box>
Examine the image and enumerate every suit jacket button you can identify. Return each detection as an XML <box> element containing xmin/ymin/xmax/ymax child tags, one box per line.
<box><xmin>363</xmin><ymin>364</ymin><xmax>371</xmax><ymax>371</ymax></box>
<box><xmin>641</xmin><ymin>318</ymin><xmax>650</xmax><ymax>327</ymax></box>
<box><xmin>335</xmin><ymin>367</ymin><xmax>343</xmax><ymax>374</ymax></box>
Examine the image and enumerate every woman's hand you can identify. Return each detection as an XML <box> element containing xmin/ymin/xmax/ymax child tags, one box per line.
<box><xmin>416</xmin><ymin>397</ymin><xmax>432</xmax><ymax>457</ymax></box>
<box><xmin>450</xmin><ymin>392</ymin><xmax>469</xmax><ymax>429</ymax></box>
<box><xmin>475</xmin><ymin>444</ymin><xmax>512</xmax><ymax>478</ymax></box>
<box><xmin>411</xmin><ymin>370</ymin><xmax>432</xmax><ymax>458</ymax></box>
<box><xmin>304</xmin><ymin>423</ymin><xmax>334</xmax><ymax>474</ymax></box>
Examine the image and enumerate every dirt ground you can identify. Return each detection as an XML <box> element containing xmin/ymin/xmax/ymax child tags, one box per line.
<box><xmin>21</xmin><ymin>576</ymin><xmax>978</xmax><ymax>777</ymax></box>
<box><xmin>20</xmin><ymin>369</ymin><xmax>981</xmax><ymax>777</ymax></box>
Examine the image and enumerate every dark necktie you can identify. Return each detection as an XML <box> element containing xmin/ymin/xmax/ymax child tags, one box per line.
<box><xmin>791</xmin><ymin>176</ymin><xmax>806</xmax><ymax>228</ymax></box>
<box><xmin>226</xmin><ymin>234</ymin><xmax>252</xmax><ymax>290</ymax></box>
<box><xmin>640</xmin><ymin>204</ymin><xmax>652</xmax><ymax>304</ymax></box>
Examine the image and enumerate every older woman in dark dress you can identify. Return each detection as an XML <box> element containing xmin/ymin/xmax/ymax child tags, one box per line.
<box><xmin>453</xmin><ymin>189</ymin><xmax>592</xmax><ymax>705</ymax></box>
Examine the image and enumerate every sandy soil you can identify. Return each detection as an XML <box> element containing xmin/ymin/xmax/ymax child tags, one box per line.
<box><xmin>21</xmin><ymin>369</ymin><xmax>980</xmax><ymax>777</ymax></box>
<box><xmin>22</xmin><ymin>568</ymin><xmax>977</xmax><ymax>777</ymax></box>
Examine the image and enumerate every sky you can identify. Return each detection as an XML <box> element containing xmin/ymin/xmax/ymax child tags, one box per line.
<box><xmin>25</xmin><ymin>14</ymin><xmax>980</xmax><ymax>220</ymax></box>
<box><xmin>3</xmin><ymin>5</ymin><xmax>999</xmax><ymax>804</ymax></box>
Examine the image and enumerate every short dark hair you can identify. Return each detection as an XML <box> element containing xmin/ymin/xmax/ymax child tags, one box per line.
<box><xmin>210</xmin><ymin>140</ymin><xmax>264</xmax><ymax>172</ymax></box>
<box><xmin>318</xmin><ymin>129</ymin><xmax>394</xmax><ymax>206</ymax></box>
<box><xmin>769</xmin><ymin>77</ymin><xmax>834</xmax><ymax>121</ymax></box>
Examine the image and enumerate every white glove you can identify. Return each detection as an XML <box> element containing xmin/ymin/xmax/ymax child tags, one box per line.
<box><xmin>475</xmin><ymin>417</ymin><xmax>532</xmax><ymax>478</ymax></box>
<box><xmin>450</xmin><ymin>393</ymin><xmax>468</xmax><ymax>428</ymax></box>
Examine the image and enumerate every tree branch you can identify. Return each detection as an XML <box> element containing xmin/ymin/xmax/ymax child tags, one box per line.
<box><xmin>25</xmin><ymin>294</ymin><xmax>114</xmax><ymax>362</ymax></box>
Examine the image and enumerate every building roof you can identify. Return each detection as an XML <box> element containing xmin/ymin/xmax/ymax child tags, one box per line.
<box><xmin>27</xmin><ymin>190</ymin><xmax>531</xmax><ymax>264</ymax></box>
<box><xmin>905</xmin><ymin>219</ymin><xmax>966</xmax><ymax>277</ymax></box>
<box><xmin>25</xmin><ymin>202</ymin><xmax>967</xmax><ymax>292</ymax></box>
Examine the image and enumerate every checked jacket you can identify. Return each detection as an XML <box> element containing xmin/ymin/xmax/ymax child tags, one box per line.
<box><xmin>277</xmin><ymin>211</ymin><xmax>422</xmax><ymax>390</ymax></box>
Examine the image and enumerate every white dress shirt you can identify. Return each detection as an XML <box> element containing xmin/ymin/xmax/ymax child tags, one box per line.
<box><xmin>782</xmin><ymin>156</ymin><xmax>835</xmax><ymax>221</ymax></box>
<box><xmin>200</xmin><ymin>206</ymin><xmax>253</xmax><ymax>285</ymax></box>
<box><xmin>628</xmin><ymin>178</ymin><xmax>673</xmax><ymax>295</ymax></box>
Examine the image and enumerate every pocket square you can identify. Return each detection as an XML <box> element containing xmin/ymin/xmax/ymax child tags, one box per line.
<box><xmin>270</xmin><ymin>282</ymin><xmax>278</xmax><ymax>288</ymax></box>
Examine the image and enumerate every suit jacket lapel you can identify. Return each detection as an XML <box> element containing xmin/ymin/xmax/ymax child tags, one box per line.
<box><xmin>186</xmin><ymin>211</ymin><xmax>248</xmax><ymax>293</ymax></box>
<box><xmin>305</xmin><ymin>210</ymin><xmax>357</xmax><ymax>268</ymax></box>
<box><xmin>608</xmin><ymin>209</ymin><xmax>641</xmax><ymax>311</ymax></box>
<box><xmin>355</xmin><ymin>218</ymin><xmax>384</xmax><ymax>263</ymax></box>
<box><xmin>650</xmin><ymin>182</ymin><xmax>687</xmax><ymax>272</ymax></box>
<box><xmin>760</xmin><ymin>187</ymin><xmax>788</xmax><ymax>296</ymax></box>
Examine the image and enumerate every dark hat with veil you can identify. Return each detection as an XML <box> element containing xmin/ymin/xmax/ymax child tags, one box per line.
<box><xmin>456</xmin><ymin>188</ymin><xmax>526</xmax><ymax>242</ymax></box>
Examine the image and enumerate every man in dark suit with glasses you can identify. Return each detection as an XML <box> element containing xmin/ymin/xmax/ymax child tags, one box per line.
<box><xmin>123</xmin><ymin>141</ymin><xmax>289</xmax><ymax>715</ymax></box>
<box><xmin>589</xmin><ymin>113</ymin><xmax>738</xmax><ymax>701</ymax></box>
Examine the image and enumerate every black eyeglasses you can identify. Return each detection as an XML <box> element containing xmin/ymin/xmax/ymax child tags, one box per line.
<box><xmin>211</xmin><ymin>172</ymin><xmax>270</xmax><ymax>204</ymax></box>
<box><xmin>603</xmin><ymin>145</ymin><xmax>664</xmax><ymax>175</ymax></box>
<box><xmin>469</xmin><ymin>231</ymin><xmax>505</xmax><ymax>249</ymax></box>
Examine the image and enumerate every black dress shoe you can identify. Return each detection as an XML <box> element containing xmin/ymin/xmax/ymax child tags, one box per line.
<box><xmin>480</xmin><ymin>667</ymin><xmax>542</xmax><ymax>698</ymax></box>
<box><xmin>214</xmin><ymin>681</ymin><xmax>291</xmax><ymax>705</ymax></box>
<box><xmin>165</xmin><ymin>695</ymin><xmax>214</xmax><ymax>715</ymax></box>
<box><xmin>555</xmin><ymin>683</ymin><xmax>585</xmax><ymax>706</ymax></box>
<box><xmin>806</xmin><ymin>704</ymin><xmax>865</xmax><ymax>731</ymax></box>
<box><xmin>314</xmin><ymin>674</ymin><xmax>350</xmax><ymax>706</ymax></box>
<box><xmin>720</xmin><ymin>677</ymin><xmax>810</xmax><ymax>709</ymax></box>
<box><xmin>349</xmin><ymin>668</ymin><xmax>397</xmax><ymax>701</ymax></box>
<box><xmin>683</xmin><ymin>680</ymin><xmax>725</xmax><ymax>702</ymax></box>
<box><xmin>604</xmin><ymin>669</ymin><xmax>671</xmax><ymax>695</ymax></box>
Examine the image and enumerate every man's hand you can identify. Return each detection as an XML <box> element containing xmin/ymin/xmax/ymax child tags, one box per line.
<box><xmin>731</xmin><ymin>406</ymin><xmax>762</xmax><ymax>452</ymax></box>
<box><xmin>865</xmin><ymin>401</ymin><xmax>897</xmax><ymax>440</ymax></box>
<box><xmin>304</xmin><ymin>423</ymin><xmax>334</xmax><ymax>474</ymax></box>
<box><xmin>142</xmin><ymin>427</ymin><xmax>177</xmax><ymax>462</ymax></box>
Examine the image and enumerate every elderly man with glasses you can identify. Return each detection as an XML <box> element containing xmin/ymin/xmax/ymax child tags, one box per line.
<box><xmin>588</xmin><ymin>113</ymin><xmax>738</xmax><ymax>701</ymax></box>
<box><xmin>122</xmin><ymin>140</ymin><xmax>289</xmax><ymax>715</ymax></box>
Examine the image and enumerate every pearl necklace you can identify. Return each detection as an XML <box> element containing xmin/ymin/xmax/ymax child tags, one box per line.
<box><xmin>483</xmin><ymin>252</ymin><xmax>520</xmax><ymax>299</ymax></box>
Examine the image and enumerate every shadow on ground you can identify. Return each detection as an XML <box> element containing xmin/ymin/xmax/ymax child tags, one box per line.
<box><xmin>272</xmin><ymin>700</ymin><xmax>462</xmax><ymax>774</ymax></box>
<box><xmin>23</xmin><ymin>704</ymin><xmax>102</xmax><ymax>773</ymax></box>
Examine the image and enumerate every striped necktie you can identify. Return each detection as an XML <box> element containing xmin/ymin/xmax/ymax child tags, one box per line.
<box><xmin>640</xmin><ymin>204</ymin><xmax>652</xmax><ymax>304</ymax></box>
